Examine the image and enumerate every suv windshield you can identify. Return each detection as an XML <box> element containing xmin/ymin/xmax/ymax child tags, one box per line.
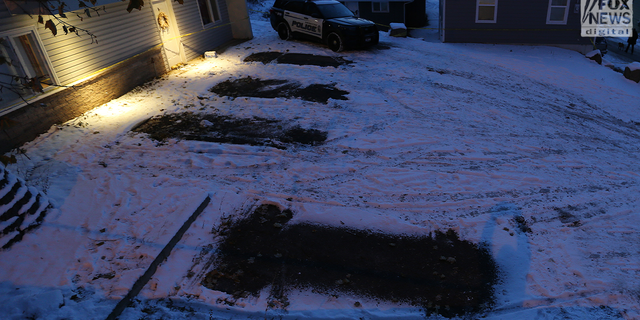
<box><xmin>317</xmin><ymin>3</ymin><xmax>354</xmax><ymax>19</ymax></box>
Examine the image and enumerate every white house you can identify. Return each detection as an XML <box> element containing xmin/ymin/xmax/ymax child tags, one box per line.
<box><xmin>0</xmin><ymin>0</ymin><xmax>252</xmax><ymax>153</ymax></box>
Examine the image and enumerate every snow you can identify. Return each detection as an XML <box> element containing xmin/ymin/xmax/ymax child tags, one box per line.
<box><xmin>1</xmin><ymin>0</ymin><xmax>640</xmax><ymax>319</ymax></box>
<box><xmin>586</xmin><ymin>49</ymin><xmax>601</xmax><ymax>58</ymax></box>
<box><xmin>628</xmin><ymin>62</ymin><xmax>640</xmax><ymax>71</ymax></box>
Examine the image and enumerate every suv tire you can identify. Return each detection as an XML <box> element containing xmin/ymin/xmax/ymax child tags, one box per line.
<box><xmin>370</xmin><ymin>34</ymin><xmax>379</xmax><ymax>46</ymax></box>
<box><xmin>277</xmin><ymin>22</ymin><xmax>292</xmax><ymax>40</ymax></box>
<box><xmin>327</xmin><ymin>32</ymin><xmax>344</xmax><ymax>52</ymax></box>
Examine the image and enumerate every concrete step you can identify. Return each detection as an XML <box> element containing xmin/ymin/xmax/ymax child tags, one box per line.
<box><xmin>0</xmin><ymin>163</ymin><xmax>53</xmax><ymax>250</ymax></box>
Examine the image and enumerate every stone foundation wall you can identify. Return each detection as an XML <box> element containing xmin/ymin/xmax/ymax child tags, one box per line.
<box><xmin>0</xmin><ymin>47</ymin><xmax>167</xmax><ymax>154</ymax></box>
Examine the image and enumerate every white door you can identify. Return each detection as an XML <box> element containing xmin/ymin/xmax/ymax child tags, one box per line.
<box><xmin>150</xmin><ymin>0</ymin><xmax>185</xmax><ymax>68</ymax></box>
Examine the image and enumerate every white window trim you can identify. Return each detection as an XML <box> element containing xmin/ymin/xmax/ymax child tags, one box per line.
<box><xmin>196</xmin><ymin>0</ymin><xmax>222</xmax><ymax>28</ymax></box>
<box><xmin>546</xmin><ymin>0</ymin><xmax>570</xmax><ymax>25</ymax></box>
<box><xmin>475</xmin><ymin>0</ymin><xmax>497</xmax><ymax>23</ymax></box>
<box><xmin>372</xmin><ymin>2</ymin><xmax>389</xmax><ymax>13</ymax></box>
<box><xmin>0</xmin><ymin>26</ymin><xmax>59</xmax><ymax>114</ymax></box>
<box><xmin>0</xmin><ymin>26</ymin><xmax>59</xmax><ymax>85</ymax></box>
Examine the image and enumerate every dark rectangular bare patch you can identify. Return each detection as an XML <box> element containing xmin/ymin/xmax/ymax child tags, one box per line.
<box><xmin>202</xmin><ymin>204</ymin><xmax>498</xmax><ymax>318</ymax></box>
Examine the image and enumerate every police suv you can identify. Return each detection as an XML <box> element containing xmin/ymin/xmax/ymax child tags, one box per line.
<box><xmin>269</xmin><ymin>0</ymin><xmax>379</xmax><ymax>52</ymax></box>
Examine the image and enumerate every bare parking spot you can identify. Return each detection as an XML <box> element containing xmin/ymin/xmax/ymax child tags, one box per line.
<box><xmin>210</xmin><ymin>76</ymin><xmax>349</xmax><ymax>104</ymax></box>
<box><xmin>202</xmin><ymin>204</ymin><xmax>498</xmax><ymax>318</ymax></box>
<box><xmin>131</xmin><ymin>112</ymin><xmax>327</xmax><ymax>148</ymax></box>
<box><xmin>243</xmin><ymin>52</ymin><xmax>353</xmax><ymax>68</ymax></box>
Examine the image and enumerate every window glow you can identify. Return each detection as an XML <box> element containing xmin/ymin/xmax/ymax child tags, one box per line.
<box><xmin>476</xmin><ymin>0</ymin><xmax>497</xmax><ymax>23</ymax></box>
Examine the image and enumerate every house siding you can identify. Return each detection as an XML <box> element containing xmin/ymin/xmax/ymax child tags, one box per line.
<box><xmin>443</xmin><ymin>0</ymin><xmax>589</xmax><ymax>45</ymax></box>
<box><xmin>358</xmin><ymin>2</ymin><xmax>406</xmax><ymax>30</ymax></box>
<box><xmin>0</xmin><ymin>0</ymin><xmax>248</xmax><ymax>154</ymax></box>
<box><xmin>1</xmin><ymin>2</ymin><xmax>161</xmax><ymax>87</ymax></box>
<box><xmin>173</xmin><ymin>0</ymin><xmax>234</xmax><ymax>61</ymax></box>
<box><xmin>0</xmin><ymin>2</ymin><xmax>168</xmax><ymax>153</ymax></box>
<box><xmin>46</xmin><ymin>2</ymin><xmax>160</xmax><ymax>85</ymax></box>
<box><xmin>0</xmin><ymin>2</ymin><xmax>166</xmax><ymax>151</ymax></box>
<box><xmin>635</xmin><ymin>1</ymin><xmax>640</xmax><ymax>27</ymax></box>
<box><xmin>0</xmin><ymin>47</ymin><xmax>166</xmax><ymax>154</ymax></box>
<box><xmin>0</xmin><ymin>10</ymin><xmax>44</xmax><ymax>33</ymax></box>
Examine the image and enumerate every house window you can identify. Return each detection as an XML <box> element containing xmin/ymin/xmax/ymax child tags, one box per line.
<box><xmin>372</xmin><ymin>2</ymin><xmax>389</xmax><ymax>13</ymax></box>
<box><xmin>0</xmin><ymin>29</ymin><xmax>55</xmax><ymax>109</ymax></box>
<box><xmin>197</xmin><ymin>0</ymin><xmax>221</xmax><ymax>26</ymax></box>
<box><xmin>546</xmin><ymin>0</ymin><xmax>570</xmax><ymax>24</ymax></box>
<box><xmin>476</xmin><ymin>0</ymin><xmax>497</xmax><ymax>23</ymax></box>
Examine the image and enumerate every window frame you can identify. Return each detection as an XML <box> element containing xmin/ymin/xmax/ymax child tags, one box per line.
<box><xmin>371</xmin><ymin>1</ymin><xmax>389</xmax><ymax>13</ymax></box>
<box><xmin>0</xmin><ymin>26</ymin><xmax>58</xmax><ymax>112</ymax></box>
<box><xmin>475</xmin><ymin>0</ymin><xmax>497</xmax><ymax>23</ymax></box>
<box><xmin>546</xmin><ymin>0</ymin><xmax>570</xmax><ymax>25</ymax></box>
<box><xmin>196</xmin><ymin>0</ymin><xmax>222</xmax><ymax>27</ymax></box>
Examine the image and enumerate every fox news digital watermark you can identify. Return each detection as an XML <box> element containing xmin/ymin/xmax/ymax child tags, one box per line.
<box><xmin>581</xmin><ymin>0</ymin><xmax>633</xmax><ymax>37</ymax></box>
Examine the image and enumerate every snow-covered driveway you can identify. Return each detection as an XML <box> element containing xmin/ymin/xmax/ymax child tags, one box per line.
<box><xmin>1</xmin><ymin>15</ymin><xmax>639</xmax><ymax>320</ymax></box>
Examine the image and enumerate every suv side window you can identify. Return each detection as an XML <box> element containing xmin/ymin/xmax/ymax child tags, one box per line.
<box><xmin>303</xmin><ymin>3</ymin><xmax>321</xmax><ymax>16</ymax></box>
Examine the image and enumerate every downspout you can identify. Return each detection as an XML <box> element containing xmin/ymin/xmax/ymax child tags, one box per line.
<box><xmin>224</xmin><ymin>0</ymin><xmax>254</xmax><ymax>39</ymax></box>
<box><xmin>440</xmin><ymin>0</ymin><xmax>445</xmax><ymax>42</ymax></box>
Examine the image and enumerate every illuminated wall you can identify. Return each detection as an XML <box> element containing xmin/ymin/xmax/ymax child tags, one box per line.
<box><xmin>0</xmin><ymin>0</ymin><xmax>251</xmax><ymax>154</ymax></box>
<box><xmin>0</xmin><ymin>47</ymin><xmax>166</xmax><ymax>154</ymax></box>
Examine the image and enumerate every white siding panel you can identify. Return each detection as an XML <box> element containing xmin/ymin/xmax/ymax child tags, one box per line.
<box><xmin>0</xmin><ymin>13</ymin><xmax>37</xmax><ymax>33</ymax></box>
<box><xmin>36</xmin><ymin>1</ymin><xmax>161</xmax><ymax>85</ymax></box>
<box><xmin>173</xmin><ymin>0</ymin><xmax>234</xmax><ymax>61</ymax></box>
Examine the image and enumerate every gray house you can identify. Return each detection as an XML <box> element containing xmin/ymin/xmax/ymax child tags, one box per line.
<box><xmin>0</xmin><ymin>0</ymin><xmax>252</xmax><ymax>153</ymax></box>
<box><xmin>341</xmin><ymin>0</ymin><xmax>427</xmax><ymax>30</ymax></box>
<box><xmin>439</xmin><ymin>0</ymin><xmax>591</xmax><ymax>49</ymax></box>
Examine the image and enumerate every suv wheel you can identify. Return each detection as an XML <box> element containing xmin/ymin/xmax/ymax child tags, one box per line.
<box><xmin>327</xmin><ymin>32</ymin><xmax>344</xmax><ymax>52</ymax></box>
<box><xmin>277</xmin><ymin>22</ymin><xmax>292</xmax><ymax>40</ymax></box>
<box><xmin>370</xmin><ymin>33</ymin><xmax>379</xmax><ymax>46</ymax></box>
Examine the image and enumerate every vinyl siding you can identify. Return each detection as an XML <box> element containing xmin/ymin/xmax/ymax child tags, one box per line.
<box><xmin>0</xmin><ymin>9</ymin><xmax>37</xmax><ymax>33</ymax></box>
<box><xmin>443</xmin><ymin>0</ymin><xmax>590</xmax><ymax>45</ymax></box>
<box><xmin>1</xmin><ymin>1</ymin><xmax>161</xmax><ymax>86</ymax></box>
<box><xmin>173</xmin><ymin>0</ymin><xmax>234</xmax><ymax>61</ymax></box>
<box><xmin>358</xmin><ymin>2</ymin><xmax>406</xmax><ymax>29</ymax></box>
